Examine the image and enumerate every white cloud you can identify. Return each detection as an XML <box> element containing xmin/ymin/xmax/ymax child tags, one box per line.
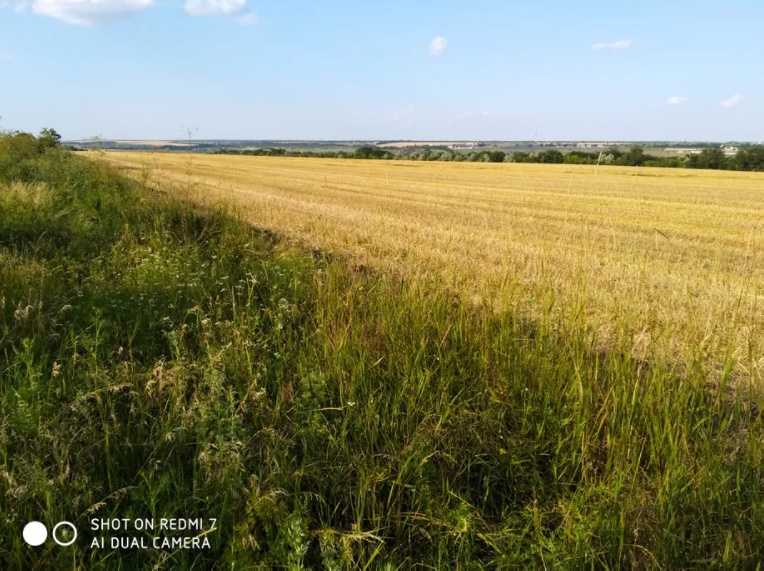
<box><xmin>30</xmin><ymin>0</ymin><xmax>153</xmax><ymax>26</ymax></box>
<box><xmin>592</xmin><ymin>39</ymin><xmax>632</xmax><ymax>51</ymax></box>
<box><xmin>429</xmin><ymin>35</ymin><xmax>447</xmax><ymax>57</ymax></box>
<box><xmin>184</xmin><ymin>0</ymin><xmax>245</xmax><ymax>16</ymax></box>
<box><xmin>720</xmin><ymin>93</ymin><xmax>743</xmax><ymax>108</ymax></box>
<box><xmin>667</xmin><ymin>96</ymin><xmax>687</xmax><ymax>105</ymax></box>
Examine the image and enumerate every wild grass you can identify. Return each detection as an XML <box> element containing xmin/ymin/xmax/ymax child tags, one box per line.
<box><xmin>0</xmin><ymin>140</ymin><xmax>762</xmax><ymax>568</ymax></box>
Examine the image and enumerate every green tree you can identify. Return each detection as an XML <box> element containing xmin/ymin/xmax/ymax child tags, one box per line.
<box><xmin>38</xmin><ymin>127</ymin><xmax>62</xmax><ymax>149</ymax></box>
<box><xmin>510</xmin><ymin>152</ymin><xmax>532</xmax><ymax>163</ymax></box>
<box><xmin>486</xmin><ymin>150</ymin><xmax>506</xmax><ymax>163</ymax></box>
<box><xmin>355</xmin><ymin>146</ymin><xmax>390</xmax><ymax>159</ymax></box>
<box><xmin>734</xmin><ymin>146</ymin><xmax>764</xmax><ymax>171</ymax></box>
<box><xmin>618</xmin><ymin>146</ymin><xmax>647</xmax><ymax>167</ymax></box>
<box><xmin>687</xmin><ymin>148</ymin><xmax>727</xmax><ymax>170</ymax></box>
<box><xmin>537</xmin><ymin>149</ymin><xmax>564</xmax><ymax>163</ymax></box>
<box><xmin>564</xmin><ymin>151</ymin><xmax>597</xmax><ymax>165</ymax></box>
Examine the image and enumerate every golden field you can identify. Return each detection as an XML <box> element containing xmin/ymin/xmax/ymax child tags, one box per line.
<box><xmin>99</xmin><ymin>151</ymin><xmax>763</xmax><ymax>382</ymax></box>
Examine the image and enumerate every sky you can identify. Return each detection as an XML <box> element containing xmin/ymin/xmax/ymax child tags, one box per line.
<box><xmin>0</xmin><ymin>0</ymin><xmax>762</xmax><ymax>141</ymax></box>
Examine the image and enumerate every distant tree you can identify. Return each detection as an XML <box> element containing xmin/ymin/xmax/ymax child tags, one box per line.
<box><xmin>537</xmin><ymin>149</ymin><xmax>564</xmax><ymax>163</ymax></box>
<box><xmin>604</xmin><ymin>148</ymin><xmax>623</xmax><ymax>161</ymax></box>
<box><xmin>510</xmin><ymin>152</ymin><xmax>532</xmax><ymax>163</ymax></box>
<box><xmin>687</xmin><ymin>148</ymin><xmax>727</xmax><ymax>170</ymax></box>
<box><xmin>644</xmin><ymin>156</ymin><xmax>683</xmax><ymax>168</ymax></box>
<box><xmin>564</xmin><ymin>151</ymin><xmax>597</xmax><ymax>165</ymax></box>
<box><xmin>354</xmin><ymin>146</ymin><xmax>391</xmax><ymax>159</ymax></box>
<box><xmin>38</xmin><ymin>127</ymin><xmax>62</xmax><ymax>149</ymax></box>
<box><xmin>486</xmin><ymin>150</ymin><xmax>506</xmax><ymax>163</ymax></box>
<box><xmin>617</xmin><ymin>146</ymin><xmax>647</xmax><ymax>167</ymax></box>
<box><xmin>734</xmin><ymin>146</ymin><xmax>764</xmax><ymax>171</ymax></box>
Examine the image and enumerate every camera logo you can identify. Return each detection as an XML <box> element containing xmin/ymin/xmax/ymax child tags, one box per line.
<box><xmin>22</xmin><ymin>521</ymin><xmax>78</xmax><ymax>547</ymax></box>
<box><xmin>22</xmin><ymin>522</ymin><xmax>46</xmax><ymax>547</ymax></box>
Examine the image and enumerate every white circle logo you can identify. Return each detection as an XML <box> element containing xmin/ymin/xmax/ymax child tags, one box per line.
<box><xmin>22</xmin><ymin>521</ymin><xmax>48</xmax><ymax>546</ymax></box>
<box><xmin>52</xmin><ymin>521</ymin><xmax>78</xmax><ymax>547</ymax></box>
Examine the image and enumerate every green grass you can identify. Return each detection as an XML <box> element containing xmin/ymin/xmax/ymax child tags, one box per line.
<box><xmin>0</xmin><ymin>136</ymin><xmax>762</xmax><ymax>569</ymax></box>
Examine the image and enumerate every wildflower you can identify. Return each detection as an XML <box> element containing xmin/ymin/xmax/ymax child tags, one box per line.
<box><xmin>14</xmin><ymin>305</ymin><xmax>33</xmax><ymax>322</ymax></box>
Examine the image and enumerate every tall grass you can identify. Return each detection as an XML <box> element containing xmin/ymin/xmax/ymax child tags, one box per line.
<box><xmin>0</xmin><ymin>137</ymin><xmax>762</xmax><ymax>568</ymax></box>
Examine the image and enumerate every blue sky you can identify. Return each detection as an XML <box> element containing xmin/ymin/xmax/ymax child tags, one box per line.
<box><xmin>0</xmin><ymin>1</ymin><xmax>761</xmax><ymax>141</ymax></box>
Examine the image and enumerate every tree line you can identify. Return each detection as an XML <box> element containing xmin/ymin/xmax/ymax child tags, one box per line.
<box><xmin>215</xmin><ymin>144</ymin><xmax>764</xmax><ymax>172</ymax></box>
<box><xmin>6</xmin><ymin>127</ymin><xmax>763</xmax><ymax>173</ymax></box>
<box><xmin>215</xmin><ymin>145</ymin><xmax>511</xmax><ymax>162</ymax></box>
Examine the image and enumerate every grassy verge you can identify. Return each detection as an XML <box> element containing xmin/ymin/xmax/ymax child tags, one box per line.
<box><xmin>1</xmin><ymin>137</ymin><xmax>762</xmax><ymax>569</ymax></box>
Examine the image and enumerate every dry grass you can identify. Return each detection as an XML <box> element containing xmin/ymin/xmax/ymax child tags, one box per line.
<box><xmin>99</xmin><ymin>151</ymin><xmax>763</xmax><ymax>382</ymax></box>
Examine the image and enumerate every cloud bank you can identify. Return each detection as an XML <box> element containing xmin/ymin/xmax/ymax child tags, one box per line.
<box><xmin>184</xmin><ymin>0</ymin><xmax>244</xmax><ymax>16</ymax></box>
<box><xmin>7</xmin><ymin>0</ymin><xmax>256</xmax><ymax>25</ymax></box>
<box><xmin>184</xmin><ymin>0</ymin><xmax>255</xmax><ymax>25</ymax></box>
<box><xmin>31</xmin><ymin>0</ymin><xmax>153</xmax><ymax>26</ymax></box>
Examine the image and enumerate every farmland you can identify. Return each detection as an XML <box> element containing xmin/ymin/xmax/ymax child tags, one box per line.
<box><xmin>102</xmin><ymin>151</ymin><xmax>763</xmax><ymax>383</ymax></box>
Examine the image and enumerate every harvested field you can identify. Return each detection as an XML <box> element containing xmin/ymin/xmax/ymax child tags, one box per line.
<box><xmin>100</xmin><ymin>151</ymin><xmax>763</xmax><ymax>381</ymax></box>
